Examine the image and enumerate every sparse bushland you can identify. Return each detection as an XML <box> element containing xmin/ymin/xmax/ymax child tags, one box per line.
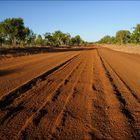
<box><xmin>0</xmin><ymin>18</ymin><xmax>30</xmax><ymax>47</ymax></box>
<box><xmin>97</xmin><ymin>24</ymin><xmax>140</xmax><ymax>45</ymax></box>
<box><xmin>44</xmin><ymin>31</ymin><xmax>87</xmax><ymax>47</ymax></box>
<box><xmin>0</xmin><ymin>18</ymin><xmax>87</xmax><ymax>48</ymax></box>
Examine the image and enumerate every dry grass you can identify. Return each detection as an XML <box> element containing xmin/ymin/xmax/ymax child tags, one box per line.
<box><xmin>99</xmin><ymin>44</ymin><xmax>140</xmax><ymax>55</ymax></box>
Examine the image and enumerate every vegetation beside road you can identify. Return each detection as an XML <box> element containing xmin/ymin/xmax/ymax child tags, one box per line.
<box><xmin>98</xmin><ymin>24</ymin><xmax>140</xmax><ymax>45</ymax></box>
<box><xmin>0</xmin><ymin>18</ymin><xmax>87</xmax><ymax>48</ymax></box>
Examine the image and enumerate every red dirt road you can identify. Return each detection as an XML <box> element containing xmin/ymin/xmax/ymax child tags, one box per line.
<box><xmin>98</xmin><ymin>48</ymin><xmax>140</xmax><ymax>102</ymax></box>
<box><xmin>0</xmin><ymin>48</ymin><xmax>140</xmax><ymax>139</ymax></box>
<box><xmin>0</xmin><ymin>52</ymin><xmax>79</xmax><ymax>97</ymax></box>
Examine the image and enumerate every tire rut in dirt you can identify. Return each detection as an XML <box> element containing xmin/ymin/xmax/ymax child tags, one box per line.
<box><xmin>51</xmin><ymin>51</ymin><xmax>100</xmax><ymax>139</ymax></box>
<box><xmin>0</xmin><ymin>54</ymin><xmax>81</xmax><ymax>140</ymax></box>
<box><xmin>17</xmin><ymin>54</ymin><xmax>86</xmax><ymax>140</ymax></box>
<box><xmin>90</xmin><ymin>50</ymin><xmax>133</xmax><ymax>139</ymax></box>
<box><xmin>98</xmin><ymin>50</ymin><xmax>140</xmax><ymax>139</ymax></box>
<box><xmin>0</xmin><ymin>54</ymin><xmax>79</xmax><ymax>110</ymax></box>
<box><xmin>100</xmin><ymin>52</ymin><xmax>140</xmax><ymax>105</ymax></box>
<box><xmin>1</xmin><ymin>49</ymin><xmax>139</xmax><ymax>140</ymax></box>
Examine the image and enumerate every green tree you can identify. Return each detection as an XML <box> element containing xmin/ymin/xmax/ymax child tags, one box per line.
<box><xmin>74</xmin><ymin>35</ymin><xmax>82</xmax><ymax>46</ymax></box>
<box><xmin>0</xmin><ymin>18</ymin><xmax>30</xmax><ymax>47</ymax></box>
<box><xmin>70</xmin><ymin>35</ymin><xmax>82</xmax><ymax>46</ymax></box>
<box><xmin>44</xmin><ymin>31</ymin><xmax>71</xmax><ymax>47</ymax></box>
<box><xmin>70</xmin><ymin>37</ymin><xmax>76</xmax><ymax>46</ymax></box>
<box><xmin>35</xmin><ymin>35</ymin><xmax>44</xmax><ymax>46</ymax></box>
<box><xmin>130</xmin><ymin>24</ymin><xmax>140</xmax><ymax>43</ymax></box>
<box><xmin>52</xmin><ymin>31</ymin><xmax>62</xmax><ymax>47</ymax></box>
<box><xmin>98</xmin><ymin>35</ymin><xmax>116</xmax><ymax>44</ymax></box>
<box><xmin>25</xmin><ymin>30</ymin><xmax>36</xmax><ymax>46</ymax></box>
<box><xmin>116</xmin><ymin>30</ymin><xmax>131</xmax><ymax>44</ymax></box>
<box><xmin>52</xmin><ymin>31</ymin><xmax>67</xmax><ymax>47</ymax></box>
<box><xmin>62</xmin><ymin>33</ymin><xmax>71</xmax><ymax>46</ymax></box>
<box><xmin>44</xmin><ymin>32</ymin><xmax>55</xmax><ymax>47</ymax></box>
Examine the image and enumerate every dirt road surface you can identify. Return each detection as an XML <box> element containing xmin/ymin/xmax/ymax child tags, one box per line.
<box><xmin>0</xmin><ymin>48</ymin><xmax>140</xmax><ymax>139</ymax></box>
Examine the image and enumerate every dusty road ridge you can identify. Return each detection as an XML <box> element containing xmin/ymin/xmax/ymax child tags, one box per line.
<box><xmin>0</xmin><ymin>48</ymin><xmax>140</xmax><ymax>139</ymax></box>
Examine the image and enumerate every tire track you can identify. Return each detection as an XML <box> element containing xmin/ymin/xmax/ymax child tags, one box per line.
<box><xmin>1</xmin><ymin>49</ymin><xmax>139</xmax><ymax>139</ymax></box>
<box><xmin>49</xmin><ymin>61</ymin><xmax>86</xmax><ymax>137</ymax></box>
<box><xmin>98</xmin><ymin>50</ymin><xmax>140</xmax><ymax>138</ymax></box>
<box><xmin>17</xmin><ymin>54</ymin><xmax>86</xmax><ymax>140</ymax></box>
<box><xmin>0</xmin><ymin>53</ymin><xmax>81</xmax><ymax>140</ymax></box>
<box><xmin>88</xmin><ymin>50</ymin><xmax>132</xmax><ymax>139</ymax></box>
<box><xmin>0</xmin><ymin>54</ymin><xmax>79</xmax><ymax>110</ymax></box>
<box><xmin>0</xmin><ymin>52</ymin><xmax>80</xmax><ymax>97</ymax></box>
<box><xmin>0</xmin><ymin>52</ymin><xmax>66</xmax><ymax>70</ymax></box>
<box><xmin>31</xmin><ymin>62</ymin><xmax>83</xmax><ymax>128</ymax></box>
<box><xmin>99</xmin><ymin>56</ymin><xmax>134</xmax><ymax>121</ymax></box>
<box><xmin>52</xmin><ymin>51</ymin><xmax>98</xmax><ymax>139</ymax></box>
<box><xmin>100</xmin><ymin>52</ymin><xmax>140</xmax><ymax>105</ymax></box>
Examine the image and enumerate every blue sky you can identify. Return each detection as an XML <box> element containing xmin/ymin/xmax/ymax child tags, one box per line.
<box><xmin>0</xmin><ymin>1</ymin><xmax>140</xmax><ymax>42</ymax></box>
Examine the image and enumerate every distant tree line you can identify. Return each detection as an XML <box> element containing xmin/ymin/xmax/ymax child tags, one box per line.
<box><xmin>98</xmin><ymin>24</ymin><xmax>140</xmax><ymax>44</ymax></box>
<box><xmin>0</xmin><ymin>18</ymin><xmax>87</xmax><ymax>48</ymax></box>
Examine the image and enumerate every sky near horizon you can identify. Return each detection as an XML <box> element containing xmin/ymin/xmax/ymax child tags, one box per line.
<box><xmin>0</xmin><ymin>1</ymin><xmax>140</xmax><ymax>42</ymax></box>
